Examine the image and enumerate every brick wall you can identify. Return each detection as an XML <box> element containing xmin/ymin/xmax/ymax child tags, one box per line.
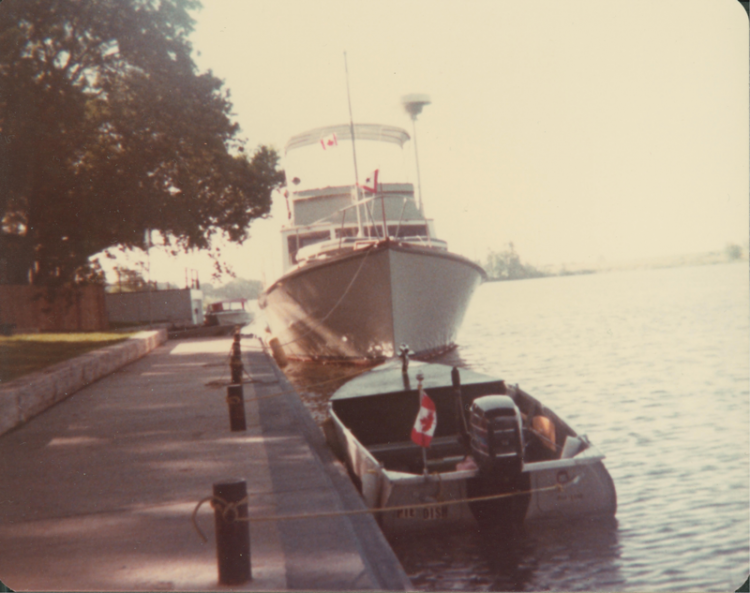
<box><xmin>0</xmin><ymin>285</ymin><xmax>108</xmax><ymax>332</ymax></box>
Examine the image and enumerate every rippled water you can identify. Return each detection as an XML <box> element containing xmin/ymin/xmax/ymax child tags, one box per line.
<box><xmin>282</xmin><ymin>262</ymin><xmax>750</xmax><ymax>592</ymax></box>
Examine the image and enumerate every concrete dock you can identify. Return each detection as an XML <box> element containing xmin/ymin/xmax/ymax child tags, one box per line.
<box><xmin>0</xmin><ymin>335</ymin><xmax>412</xmax><ymax>591</ymax></box>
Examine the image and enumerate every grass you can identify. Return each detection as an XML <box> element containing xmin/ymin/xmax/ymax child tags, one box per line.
<box><xmin>0</xmin><ymin>332</ymin><xmax>135</xmax><ymax>383</ymax></box>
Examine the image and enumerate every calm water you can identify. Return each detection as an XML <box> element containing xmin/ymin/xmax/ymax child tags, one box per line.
<box><xmin>283</xmin><ymin>262</ymin><xmax>750</xmax><ymax>592</ymax></box>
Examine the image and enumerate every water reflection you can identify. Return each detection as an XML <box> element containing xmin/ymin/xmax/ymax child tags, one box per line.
<box><xmin>281</xmin><ymin>360</ymin><xmax>375</xmax><ymax>423</ymax></box>
<box><xmin>431</xmin><ymin>347</ymin><xmax>480</xmax><ymax>372</ymax></box>
<box><xmin>387</xmin><ymin>517</ymin><xmax>622</xmax><ymax>592</ymax></box>
<box><xmin>284</xmin><ymin>348</ymin><xmax>626</xmax><ymax>591</ymax></box>
<box><xmin>281</xmin><ymin>264</ymin><xmax>749</xmax><ymax>591</ymax></box>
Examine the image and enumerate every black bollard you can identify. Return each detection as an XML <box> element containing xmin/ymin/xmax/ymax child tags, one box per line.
<box><xmin>230</xmin><ymin>332</ymin><xmax>243</xmax><ymax>384</ymax></box>
<box><xmin>213</xmin><ymin>479</ymin><xmax>251</xmax><ymax>585</ymax></box>
<box><xmin>226</xmin><ymin>384</ymin><xmax>247</xmax><ymax>431</ymax></box>
<box><xmin>230</xmin><ymin>355</ymin><xmax>243</xmax><ymax>384</ymax></box>
<box><xmin>232</xmin><ymin>330</ymin><xmax>241</xmax><ymax>357</ymax></box>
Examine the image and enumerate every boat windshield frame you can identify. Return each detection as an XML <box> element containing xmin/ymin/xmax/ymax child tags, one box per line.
<box><xmin>285</xmin><ymin>123</ymin><xmax>410</xmax><ymax>154</ymax></box>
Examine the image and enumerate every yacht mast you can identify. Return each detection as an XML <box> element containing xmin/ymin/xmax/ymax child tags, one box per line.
<box><xmin>402</xmin><ymin>94</ymin><xmax>431</xmax><ymax>216</ymax></box>
<box><xmin>344</xmin><ymin>52</ymin><xmax>364</xmax><ymax>237</ymax></box>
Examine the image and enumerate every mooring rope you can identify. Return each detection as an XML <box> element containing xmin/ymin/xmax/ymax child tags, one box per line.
<box><xmin>216</xmin><ymin>333</ymin><xmax>369</xmax><ymax>403</ymax></box>
<box><xmin>275</xmin><ymin>242</ymin><xmax>377</xmax><ymax>349</ymax></box>
<box><xmin>211</xmin><ymin>366</ymin><xmax>371</xmax><ymax>405</ymax></box>
<box><xmin>191</xmin><ymin>476</ymin><xmax>580</xmax><ymax>543</ymax></box>
<box><xmin>233</xmin><ymin>364</ymin><xmax>369</xmax><ymax>404</ymax></box>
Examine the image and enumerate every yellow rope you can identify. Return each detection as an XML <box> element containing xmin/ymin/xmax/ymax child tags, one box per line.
<box><xmin>191</xmin><ymin>479</ymin><xmax>574</xmax><ymax>543</ymax></box>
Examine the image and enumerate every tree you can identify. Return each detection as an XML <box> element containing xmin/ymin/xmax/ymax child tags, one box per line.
<box><xmin>202</xmin><ymin>277</ymin><xmax>264</xmax><ymax>301</ymax></box>
<box><xmin>725</xmin><ymin>243</ymin><xmax>743</xmax><ymax>261</ymax></box>
<box><xmin>483</xmin><ymin>242</ymin><xmax>546</xmax><ymax>281</ymax></box>
<box><xmin>111</xmin><ymin>264</ymin><xmax>149</xmax><ymax>292</ymax></box>
<box><xmin>0</xmin><ymin>0</ymin><xmax>284</xmax><ymax>286</ymax></box>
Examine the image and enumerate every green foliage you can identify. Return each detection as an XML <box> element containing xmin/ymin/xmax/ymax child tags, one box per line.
<box><xmin>109</xmin><ymin>264</ymin><xmax>149</xmax><ymax>292</ymax></box>
<box><xmin>202</xmin><ymin>277</ymin><xmax>263</xmax><ymax>301</ymax></box>
<box><xmin>0</xmin><ymin>0</ymin><xmax>285</xmax><ymax>287</ymax></box>
<box><xmin>483</xmin><ymin>242</ymin><xmax>547</xmax><ymax>281</ymax></box>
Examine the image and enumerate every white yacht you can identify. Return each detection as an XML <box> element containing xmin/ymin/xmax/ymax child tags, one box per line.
<box><xmin>258</xmin><ymin>122</ymin><xmax>486</xmax><ymax>362</ymax></box>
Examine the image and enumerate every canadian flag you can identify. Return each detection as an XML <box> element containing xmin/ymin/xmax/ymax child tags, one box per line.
<box><xmin>361</xmin><ymin>169</ymin><xmax>379</xmax><ymax>193</ymax></box>
<box><xmin>411</xmin><ymin>385</ymin><xmax>437</xmax><ymax>448</ymax></box>
<box><xmin>320</xmin><ymin>132</ymin><xmax>338</xmax><ymax>150</ymax></box>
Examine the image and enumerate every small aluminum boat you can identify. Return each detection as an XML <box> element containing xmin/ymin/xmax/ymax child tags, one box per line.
<box><xmin>327</xmin><ymin>359</ymin><xmax>616</xmax><ymax>533</ymax></box>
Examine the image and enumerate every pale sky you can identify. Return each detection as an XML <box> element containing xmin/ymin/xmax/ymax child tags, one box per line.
<box><xmin>130</xmin><ymin>0</ymin><xmax>749</xmax><ymax>287</ymax></box>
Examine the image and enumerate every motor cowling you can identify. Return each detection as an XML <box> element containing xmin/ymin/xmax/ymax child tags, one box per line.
<box><xmin>469</xmin><ymin>395</ymin><xmax>524</xmax><ymax>474</ymax></box>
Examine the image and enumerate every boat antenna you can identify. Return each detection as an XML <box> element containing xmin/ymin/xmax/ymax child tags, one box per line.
<box><xmin>344</xmin><ymin>52</ymin><xmax>364</xmax><ymax>237</ymax></box>
<box><xmin>452</xmin><ymin>366</ymin><xmax>470</xmax><ymax>449</ymax></box>
<box><xmin>401</xmin><ymin>94</ymin><xmax>431</xmax><ymax>216</ymax></box>
<box><xmin>416</xmin><ymin>371</ymin><xmax>429</xmax><ymax>476</ymax></box>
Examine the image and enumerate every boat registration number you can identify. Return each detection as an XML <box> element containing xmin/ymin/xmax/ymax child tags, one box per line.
<box><xmin>395</xmin><ymin>506</ymin><xmax>449</xmax><ymax>520</ymax></box>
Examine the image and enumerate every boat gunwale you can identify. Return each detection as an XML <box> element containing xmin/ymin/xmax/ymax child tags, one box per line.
<box><xmin>378</xmin><ymin>451</ymin><xmax>607</xmax><ymax>485</ymax></box>
<box><xmin>261</xmin><ymin>239</ymin><xmax>487</xmax><ymax>298</ymax></box>
<box><xmin>327</xmin><ymin>361</ymin><xmax>617</xmax><ymax>531</ymax></box>
<box><xmin>331</xmin><ymin>401</ymin><xmax>605</xmax><ymax>480</ymax></box>
<box><xmin>330</xmin><ymin>360</ymin><xmax>504</xmax><ymax>401</ymax></box>
<box><xmin>293</xmin><ymin>235</ymin><xmax>449</xmax><ymax>265</ymax></box>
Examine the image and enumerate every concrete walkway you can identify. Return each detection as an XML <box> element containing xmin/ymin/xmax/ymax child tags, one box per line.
<box><xmin>0</xmin><ymin>336</ymin><xmax>412</xmax><ymax>591</ymax></box>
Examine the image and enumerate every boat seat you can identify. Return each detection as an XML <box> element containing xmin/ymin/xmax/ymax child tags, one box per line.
<box><xmin>425</xmin><ymin>455</ymin><xmax>466</xmax><ymax>473</ymax></box>
<box><xmin>369</xmin><ymin>436</ymin><xmax>466</xmax><ymax>471</ymax></box>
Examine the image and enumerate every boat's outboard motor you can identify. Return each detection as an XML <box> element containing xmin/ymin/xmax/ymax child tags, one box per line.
<box><xmin>469</xmin><ymin>395</ymin><xmax>524</xmax><ymax>474</ymax></box>
<box><xmin>466</xmin><ymin>395</ymin><xmax>530</xmax><ymax>528</ymax></box>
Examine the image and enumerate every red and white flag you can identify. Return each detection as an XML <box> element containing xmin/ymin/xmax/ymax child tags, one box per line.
<box><xmin>411</xmin><ymin>385</ymin><xmax>437</xmax><ymax>448</ymax></box>
<box><xmin>361</xmin><ymin>169</ymin><xmax>379</xmax><ymax>193</ymax></box>
<box><xmin>320</xmin><ymin>132</ymin><xmax>338</xmax><ymax>150</ymax></box>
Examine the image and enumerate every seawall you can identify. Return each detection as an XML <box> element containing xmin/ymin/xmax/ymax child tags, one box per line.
<box><xmin>0</xmin><ymin>329</ymin><xmax>167</xmax><ymax>437</ymax></box>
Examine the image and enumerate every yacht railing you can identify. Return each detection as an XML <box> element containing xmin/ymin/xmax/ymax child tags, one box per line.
<box><xmin>294</xmin><ymin>235</ymin><xmax>448</xmax><ymax>265</ymax></box>
<box><xmin>298</xmin><ymin>193</ymin><xmax>431</xmax><ymax>238</ymax></box>
<box><xmin>286</xmin><ymin>191</ymin><xmax>442</xmax><ymax>266</ymax></box>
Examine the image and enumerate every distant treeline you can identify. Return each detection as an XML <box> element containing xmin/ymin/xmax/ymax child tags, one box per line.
<box><xmin>725</xmin><ymin>243</ymin><xmax>744</xmax><ymax>260</ymax></box>
<box><xmin>481</xmin><ymin>241</ymin><xmax>748</xmax><ymax>282</ymax></box>
<box><xmin>202</xmin><ymin>278</ymin><xmax>263</xmax><ymax>302</ymax></box>
<box><xmin>481</xmin><ymin>243</ymin><xmax>548</xmax><ymax>281</ymax></box>
<box><xmin>107</xmin><ymin>265</ymin><xmax>263</xmax><ymax>302</ymax></box>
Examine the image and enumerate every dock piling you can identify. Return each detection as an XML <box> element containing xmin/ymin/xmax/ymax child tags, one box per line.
<box><xmin>269</xmin><ymin>337</ymin><xmax>288</xmax><ymax>368</ymax></box>
<box><xmin>212</xmin><ymin>479</ymin><xmax>251</xmax><ymax>585</ymax></box>
<box><xmin>226</xmin><ymin>384</ymin><xmax>247</xmax><ymax>431</ymax></box>
<box><xmin>230</xmin><ymin>331</ymin><xmax>243</xmax><ymax>384</ymax></box>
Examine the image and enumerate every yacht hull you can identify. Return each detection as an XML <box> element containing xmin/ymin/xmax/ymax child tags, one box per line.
<box><xmin>259</xmin><ymin>241</ymin><xmax>485</xmax><ymax>362</ymax></box>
